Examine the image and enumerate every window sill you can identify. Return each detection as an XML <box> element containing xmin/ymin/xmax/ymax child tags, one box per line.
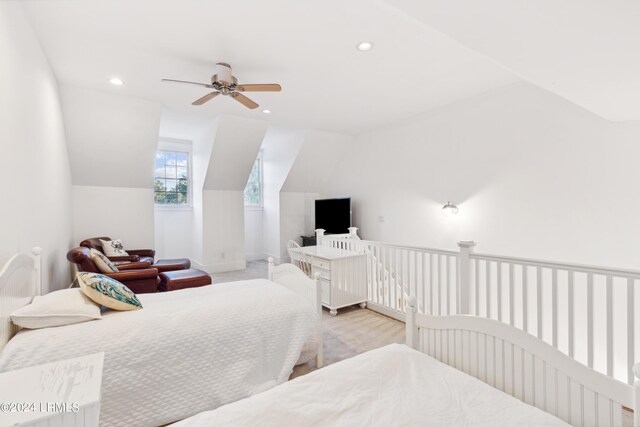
<box><xmin>154</xmin><ymin>205</ymin><xmax>193</xmax><ymax>212</ymax></box>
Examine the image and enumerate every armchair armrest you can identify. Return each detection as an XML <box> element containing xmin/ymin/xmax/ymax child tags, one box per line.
<box><xmin>126</xmin><ymin>249</ymin><xmax>156</xmax><ymax>258</ymax></box>
<box><xmin>106</xmin><ymin>268</ymin><xmax>159</xmax><ymax>282</ymax></box>
<box><xmin>117</xmin><ymin>262</ymin><xmax>152</xmax><ymax>271</ymax></box>
<box><xmin>108</xmin><ymin>255</ymin><xmax>141</xmax><ymax>263</ymax></box>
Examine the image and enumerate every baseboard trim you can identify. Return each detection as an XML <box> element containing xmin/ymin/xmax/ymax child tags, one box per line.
<box><xmin>366</xmin><ymin>301</ymin><xmax>405</xmax><ymax>322</ymax></box>
<box><xmin>197</xmin><ymin>261</ymin><xmax>246</xmax><ymax>274</ymax></box>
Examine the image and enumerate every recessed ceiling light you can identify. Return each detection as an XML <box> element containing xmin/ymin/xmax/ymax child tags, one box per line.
<box><xmin>109</xmin><ymin>77</ymin><xmax>124</xmax><ymax>86</ymax></box>
<box><xmin>262</xmin><ymin>109</ymin><xmax>271</xmax><ymax>114</ymax></box>
<box><xmin>356</xmin><ymin>41</ymin><xmax>373</xmax><ymax>52</ymax></box>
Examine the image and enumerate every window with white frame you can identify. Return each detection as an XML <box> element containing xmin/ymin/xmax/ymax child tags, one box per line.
<box><xmin>244</xmin><ymin>155</ymin><xmax>262</xmax><ymax>207</ymax></box>
<box><xmin>154</xmin><ymin>150</ymin><xmax>190</xmax><ymax>205</ymax></box>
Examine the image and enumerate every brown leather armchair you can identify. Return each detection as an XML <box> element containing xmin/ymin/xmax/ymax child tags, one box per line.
<box><xmin>79</xmin><ymin>237</ymin><xmax>190</xmax><ymax>273</ymax></box>
<box><xmin>67</xmin><ymin>247</ymin><xmax>160</xmax><ymax>294</ymax></box>
<box><xmin>80</xmin><ymin>237</ymin><xmax>156</xmax><ymax>264</ymax></box>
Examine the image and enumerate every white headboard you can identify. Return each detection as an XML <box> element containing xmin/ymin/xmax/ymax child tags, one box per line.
<box><xmin>405</xmin><ymin>296</ymin><xmax>635</xmax><ymax>427</ymax></box>
<box><xmin>0</xmin><ymin>248</ymin><xmax>42</xmax><ymax>352</ymax></box>
<box><xmin>268</xmin><ymin>257</ymin><xmax>323</xmax><ymax>368</ymax></box>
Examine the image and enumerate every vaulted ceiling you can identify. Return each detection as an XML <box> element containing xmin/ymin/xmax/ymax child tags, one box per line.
<box><xmin>22</xmin><ymin>0</ymin><xmax>518</xmax><ymax>137</ymax></box>
<box><xmin>22</xmin><ymin>0</ymin><xmax>639</xmax><ymax>139</ymax></box>
<box><xmin>387</xmin><ymin>0</ymin><xmax>640</xmax><ymax>122</ymax></box>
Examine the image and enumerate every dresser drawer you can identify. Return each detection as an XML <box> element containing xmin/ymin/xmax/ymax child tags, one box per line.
<box><xmin>312</xmin><ymin>267</ymin><xmax>331</xmax><ymax>281</ymax></box>
<box><xmin>311</xmin><ymin>258</ymin><xmax>331</xmax><ymax>270</ymax></box>
<box><xmin>319</xmin><ymin>278</ymin><xmax>331</xmax><ymax>305</ymax></box>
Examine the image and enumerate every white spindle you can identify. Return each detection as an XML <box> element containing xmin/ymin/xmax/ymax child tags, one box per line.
<box><xmin>606</xmin><ymin>275</ymin><xmax>613</xmax><ymax>377</ymax></box>
<box><xmin>628</xmin><ymin>278</ymin><xmax>635</xmax><ymax>385</ymax></box>
<box><xmin>497</xmin><ymin>262</ymin><xmax>503</xmax><ymax>322</ymax></box>
<box><xmin>509</xmin><ymin>263</ymin><xmax>515</xmax><ymax>326</ymax></box>
<box><xmin>486</xmin><ymin>260</ymin><xmax>491</xmax><ymax>318</ymax></box>
<box><xmin>536</xmin><ymin>266</ymin><xmax>542</xmax><ymax>338</ymax></box>
<box><xmin>587</xmin><ymin>273</ymin><xmax>594</xmax><ymax>369</ymax></box>
<box><xmin>552</xmin><ymin>268</ymin><xmax>558</xmax><ymax>348</ymax></box>
<box><xmin>523</xmin><ymin>266</ymin><xmax>529</xmax><ymax>333</ymax></box>
<box><xmin>568</xmin><ymin>271</ymin><xmax>575</xmax><ymax>359</ymax></box>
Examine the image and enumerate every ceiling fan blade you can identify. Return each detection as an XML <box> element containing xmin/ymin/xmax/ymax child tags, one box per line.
<box><xmin>236</xmin><ymin>84</ymin><xmax>282</xmax><ymax>92</ymax></box>
<box><xmin>231</xmin><ymin>92</ymin><xmax>259</xmax><ymax>109</ymax></box>
<box><xmin>192</xmin><ymin>92</ymin><xmax>220</xmax><ymax>106</ymax></box>
<box><xmin>162</xmin><ymin>78</ymin><xmax>213</xmax><ymax>88</ymax></box>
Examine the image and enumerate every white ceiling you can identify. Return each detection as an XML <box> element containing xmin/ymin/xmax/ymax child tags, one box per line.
<box><xmin>387</xmin><ymin>0</ymin><xmax>640</xmax><ymax>122</ymax></box>
<box><xmin>22</xmin><ymin>0</ymin><xmax>518</xmax><ymax>137</ymax></box>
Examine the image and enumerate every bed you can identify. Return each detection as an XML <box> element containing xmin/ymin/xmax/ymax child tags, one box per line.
<box><xmin>174</xmin><ymin>297</ymin><xmax>640</xmax><ymax>427</ymax></box>
<box><xmin>0</xmin><ymin>250</ymin><xmax>323</xmax><ymax>427</ymax></box>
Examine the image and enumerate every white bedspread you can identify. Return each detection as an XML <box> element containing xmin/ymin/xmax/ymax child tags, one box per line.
<box><xmin>175</xmin><ymin>343</ymin><xmax>569</xmax><ymax>427</ymax></box>
<box><xmin>0</xmin><ymin>279</ymin><xmax>320</xmax><ymax>427</ymax></box>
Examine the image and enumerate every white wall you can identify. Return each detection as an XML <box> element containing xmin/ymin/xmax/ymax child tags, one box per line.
<box><xmin>202</xmin><ymin>190</ymin><xmax>246</xmax><ymax>272</ymax></box>
<box><xmin>244</xmin><ymin>209</ymin><xmax>263</xmax><ymax>261</ymax></box>
<box><xmin>61</xmin><ymin>86</ymin><xmax>161</xmax><ymax>252</ymax></box>
<box><xmin>72</xmin><ymin>186</ymin><xmax>154</xmax><ymax>249</ymax></box>
<box><xmin>322</xmin><ymin>82</ymin><xmax>640</xmax><ymax>270</ymax></box>
<box><xmin>261</xmin><ymin>128</ymin><xmax>306</xmax><ymax>261</ymax></box>
<box><xmin>0</xmin><ymin>2</ymin><xmax>73</xmax><ymax>292</ymax></box>
<box><xmin>280</xmin><ymin>192</ymin><xmax>319</xmax><ymax>259</ymax></box>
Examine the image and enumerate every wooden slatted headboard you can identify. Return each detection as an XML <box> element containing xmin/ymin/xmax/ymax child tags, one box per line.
<box><xmin>0</xmin><ymin>248</ymin><xmax>42</xmax><ymax>352</ymax></box>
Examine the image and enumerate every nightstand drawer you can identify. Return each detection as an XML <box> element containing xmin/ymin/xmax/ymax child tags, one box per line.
<box><xmin>312</xmin><ymin>258</ymin><xmax>331</xmax><ymax>270</ymax></box>
<box><xmin>320</xmin><ymin>278</ymin><xmax>331</xmax><ymax>305</ymax></box>
<box><xmin>312</xmin><ymin>267</ymin><xmax>331</xmax><ymax>281</ymax></box>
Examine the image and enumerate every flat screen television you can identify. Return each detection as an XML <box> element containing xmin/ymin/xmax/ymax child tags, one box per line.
<box><xmin>315</xmin><ymin>197</ymin><xmax>351</xmax><ymax>235</ymax></box>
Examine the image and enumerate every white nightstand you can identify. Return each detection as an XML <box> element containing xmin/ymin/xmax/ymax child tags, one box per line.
<box><xmin>0</xmin><ymin>352</ymin><xmax>104</xmax><ymax>427</ymax></box>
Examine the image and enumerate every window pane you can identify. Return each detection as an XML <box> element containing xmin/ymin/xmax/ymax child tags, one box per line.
<box><xmin>154</xmin><ymin>178</ymin><xmax>166</xmax><ymax>192</ymax></box>
<box><xmin>176</xmin><ymin>152</ymin><xmax>188</xmax><ymax>167</ymax></box>
<box><xmin>154</xmin><ymin>164</ymin><xmax>165</xmax><ymax>178</ymax></box>
<box><xmin>165</xmin><ymin>151</ymin><xmax>177</xmax><ymax>166</ymax></box>
<box><xmin>176</xmin><ymin>179</ymin><xmax>188</xmax><ymax>193</ymax></box>
<box><xmin>155</xmin><ymin>150</ymin><xmax>189</xmax><ymax>206</ymax></box>
<box><xmin>165</xmin><ymin>179</ymin><xmax>177</xmax><ymax>191</ymax></box>
<box><xmin>165</xmin><ymin>166</ymin><xmax>177</xmax><ymax>179</ymax></box>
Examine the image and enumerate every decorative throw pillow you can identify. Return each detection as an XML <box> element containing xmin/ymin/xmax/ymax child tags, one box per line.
<box><xmin>100</xmin><ymin>239</ymin><xmax>128</xmax><ymax>257</ymax></box>
<box><xmin>10</xmin><ymin>288</ymin><xmax>101</xmax><ymax>329</ymax></box>
<box><xmin>77</xmin><ymin>272</ymin><xmax>143</xmax><ymax>311</ymax></box>
<box><xmin>90</xmin><ymin>248</ymin><xmax>120</xmax><ymax>273</ymax></box>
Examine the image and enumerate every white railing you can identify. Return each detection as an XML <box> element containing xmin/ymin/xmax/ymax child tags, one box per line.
<box><xmin>317</xmin><ymin>230</ymin><xmax>459</xmax><ymax>318</ymax></box>
<box><xmin>317</xmin><ymin>232</ymin><xmax>640</xmax><ymax>386</ymax></box>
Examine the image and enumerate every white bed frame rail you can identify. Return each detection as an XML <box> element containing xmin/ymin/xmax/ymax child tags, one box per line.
<box><xmin>0</xmin><ymin>248</ymin><xmax>42</xmax><ymax>353</ymax></box>
<box><xmin>406</xmin><ymin>296</ymin><xmax>639</xmax><ymax>427</ymax></box>
<box><xmin>268</xmin><ymin>258</ymin><xmax>323</xmax><ymax>368</ymax></box>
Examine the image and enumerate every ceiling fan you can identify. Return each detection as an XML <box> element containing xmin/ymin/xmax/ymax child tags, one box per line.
<box><xmin>162</xmin><ymin>62</ymin><xmax>281</xmax><ymax>109</ymax></box>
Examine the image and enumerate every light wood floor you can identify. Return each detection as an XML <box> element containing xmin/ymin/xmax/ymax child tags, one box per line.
<box><xmin>214</xmin><ymin>261</ymin><xmax>405</xmax><ymax>379</ymax></box>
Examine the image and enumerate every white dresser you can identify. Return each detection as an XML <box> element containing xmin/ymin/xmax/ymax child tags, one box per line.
<box><xmin>0</xmin><ymin>352</ymin><xmax>104</xmax><ymax>427</ymax></box>
<box><xmin>298</xmin><ymin>246</ymin><xmax>367</xmax><ymax>316</ymax></box>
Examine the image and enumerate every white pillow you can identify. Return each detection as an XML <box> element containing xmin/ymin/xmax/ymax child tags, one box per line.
<box><xmin>10</xmin><ymin>288</ymin><xmax>101</xmax><ymax>329</ymax></box>
<box><xmin>100</xmin><ymin>238</ymin><xmax>129</xmax><ymax>257</ymax></box>
<box><xmin>90</xmin><ymin>248</ymin><xmax>119</xmax><ymax>273</ymax></box>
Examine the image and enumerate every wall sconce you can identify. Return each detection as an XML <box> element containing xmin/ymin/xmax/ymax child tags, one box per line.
<box><xmin>442</xmin><ymin>201</ymin><xmax>459</xmax><ymax>216</ymax></box>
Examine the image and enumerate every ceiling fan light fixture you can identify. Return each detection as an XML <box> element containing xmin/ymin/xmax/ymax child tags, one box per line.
<box><xmin>109</xmin><ymin>77</ymin><xmax>124</xmax><ymax>86</ymax></box>
<box><xmin>356</xmin><ymin>41</ymin><xmax>373</xmax><ymax>52</ymax></box>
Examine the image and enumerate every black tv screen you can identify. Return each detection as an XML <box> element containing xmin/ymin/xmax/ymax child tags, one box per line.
<box><xmin>315</xmin><ymin>198</ymin><xmax>351</xmax><ymax>234</ymax></box>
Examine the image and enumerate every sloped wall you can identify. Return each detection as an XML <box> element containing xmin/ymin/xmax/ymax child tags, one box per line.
<box><xmin>61</xmin><ymin>86</ymin><xmax>161</xmax><ymax>249</ymax></box>
<box><xmin>0</xmin><ymin>2</ymin><xmax>73</xmax><ymax>292</ymax></box>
